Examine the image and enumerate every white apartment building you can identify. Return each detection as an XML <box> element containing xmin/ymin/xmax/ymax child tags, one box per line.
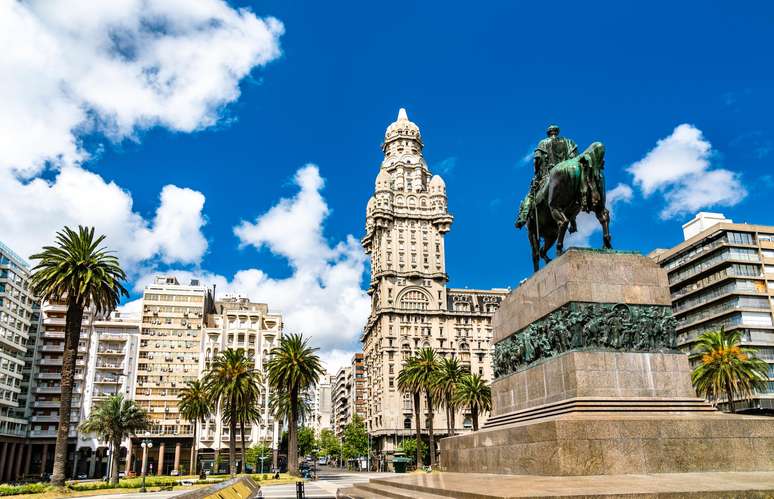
<box><xmin>198</xmin><ymin>295</ymin><xmax>282</xmax><ymax>471</ymax></box>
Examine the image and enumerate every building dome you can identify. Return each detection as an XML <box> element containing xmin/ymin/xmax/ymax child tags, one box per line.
<box><xmin>366</xmin><ymin>196</ymin><xmax>376</xmax><ymax>213</ymax></box>
<box><xmin>429</xmin><ymin>174</ymin><xmax>446</xmax><ymax>194</ymax></box>
<box><xmin>385</xmin><ymin>108</ymin><xmax>422</xmax><ymax>143</ymax></box>
<box><xmin>375</xmin><ymin>169</ymin><xmax>391</xmax><ymax>191</ymax></box>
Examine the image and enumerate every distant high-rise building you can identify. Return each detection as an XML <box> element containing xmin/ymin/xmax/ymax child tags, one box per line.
<box><xmin>652</xmin><ymin>212</ymin><xmax>774</xmax><ymax>413</ymax></box>
<box><xmin>0</xmin><ymin>241</ymin><xmax>36</xmax><ymax>480</ymax></box>
<box><xmin>361</xmin><ymin>109</ymin><xmax>507</xmax><ymax>466</ymax></box>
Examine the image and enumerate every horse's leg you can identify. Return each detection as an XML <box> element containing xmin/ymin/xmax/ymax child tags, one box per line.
<box><xmin>596</xmin><ymin>206</ymin><xmax>612</xmax><ymax>249</ymax></box>
<box><xmin>541</xmin><ymin>232</ymin><xmax>556</xmax><ymax>264</ymax></box>
<box><xmin>550</xmin><ymin>206</ymin><xmax>570</xmax><ymax>255</ymax></box>
<box><xmin>529</xmin><ymin>224</ymin><xmax>540</xmax><ymax>272</ymax></box>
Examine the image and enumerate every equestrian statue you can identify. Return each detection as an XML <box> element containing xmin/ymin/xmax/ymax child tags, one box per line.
<box><xmin>515</xmin><ymin>124</ymin><xmax>612</xmax><ymax>272</ymax></box>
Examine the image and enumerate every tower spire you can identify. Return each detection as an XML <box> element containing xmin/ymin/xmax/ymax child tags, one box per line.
<box><xmin>397</xmin><ymin>108</ymin><xmax>408</xmax><ymax>121</ymax></box>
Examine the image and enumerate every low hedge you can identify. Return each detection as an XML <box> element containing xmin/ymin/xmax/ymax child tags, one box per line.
<box><xmin>0</xmin><ymin>483</ymin><xmax>49</xmax><ymax>496</ymax></box>
<box><xmin>67</xmin><ymin>475</ymin><xmax>212</xmax><ymax>491</ymax></box>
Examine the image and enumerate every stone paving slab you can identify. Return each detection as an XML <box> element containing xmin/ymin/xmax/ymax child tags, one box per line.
<box><xmin>359</xmin><ymin>471</ymin><xmax>774</xmax><ymax>498</ymax></box>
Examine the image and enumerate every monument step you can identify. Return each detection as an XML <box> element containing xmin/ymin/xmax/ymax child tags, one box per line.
<box><xmin>343</xmin><ymin>471</ymin><xmax>774</xmax><ymax>498</ymax></box>
<box><xmin>339</xmin><ymin>481</ymin><xmax>452</xmax><ymax>499</ymax></box>
<box><xmin>483</xmin><ymin>397</ymin><xmax>715</xmax><ymax>429</ymax></box>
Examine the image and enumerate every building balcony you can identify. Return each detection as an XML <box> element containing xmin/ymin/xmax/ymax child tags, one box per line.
<box><xmin>35</xmin><ymin>386</ymin><xmax>61</xmax><ymax>394</ymax></box>
<box><xmin>33</xmin><ymin>401</ymin><xmax>60</xmax><ymax>408</ymax></box>
<box><xmin>41</xmin><ymin>330</ymin><xmax>65</xmax><ymax>339</ymax></box>
<box><xmin>36</xmin><ymin>372</ymin><xmax>60</xmax><ymax>380</ymax></box>
<box><xmin>95</xmin><ymin>363</ymin><xmax>124</xmax><ymax>370</ymax></box>
<box><xmin>31</xmin><ymin>415</ymin><xmax>64</xmax><ymax>423</ymax></box>
<box><xmin>42</xmin><ymin>317</ymin><xmax>66</xmax><ymax>326</ymax></box>
<box><xmin>94</xmin><ymin>378</ymin><xmax>121</xmax><ymax>384</ymax></box>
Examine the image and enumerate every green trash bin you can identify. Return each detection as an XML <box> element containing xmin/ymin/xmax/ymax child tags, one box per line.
<box><xmin>392</xmin><ymin>456</ymin><xmax>411</xmax><ymax>473</ymax></box>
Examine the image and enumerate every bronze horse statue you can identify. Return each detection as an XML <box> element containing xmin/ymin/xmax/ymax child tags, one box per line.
<box><xmin>517</xmin><ymin>142</ymin><xmax>612</xmax><ymax>271</ymax></box>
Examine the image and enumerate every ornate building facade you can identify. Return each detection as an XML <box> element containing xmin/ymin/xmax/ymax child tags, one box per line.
<box><xmin>361</xmin><ymin>109</ymin><xmax>507</xmax><ymax>464</ymax></box>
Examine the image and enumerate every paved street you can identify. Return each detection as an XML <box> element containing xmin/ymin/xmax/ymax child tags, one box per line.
<box><xmin>259</xmin><ymin>471</ymin><xmax>393</xmax><ymax>498</ymax></box>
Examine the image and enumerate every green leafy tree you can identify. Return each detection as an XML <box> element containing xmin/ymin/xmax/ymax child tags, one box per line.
<box><xmin>397</xmin><ymin>437</ymin><xmax>426</xmax><ymax>465</ymax></box>
<box><xmin>318</xmin><ymin>429</ymin><xmax>341</xmax><ymax>464</ymax></box>
<box><xmin>30</xmin><ymin>226</ymin><xmax>128</xmax><ymax>486</ymax></box>
<box><xmin>178</xmin><ymin>379</ymin><xmax>212</xmax><ymax>474</ymax></box>
<box><xmin>432</xmin><ymin>357</ymin><xmax>465</xmax><ymax>436</ymax></box>
<box><xmin>266</xmin><ymin>334</ymin><xmax>324</xmax><ymax>476</ymax></box>
<box><xmin>397</xmin><ymin>348</ymin><xmax>440</xmax><ymax>465</ymax></box>
<box><xmin>269</xmin><ymin>390</ymin><xmax>311</xmax><ymax>423</ymax></box>
<box><xmin>453</xmin><ymin>373</ymin><xmax>492</xmax><ymax>431</ymax></box>
<box><xmin>297</xmin><ymin>426</ymin><xmax>317</xmax><ymax>458</ymax></box>
<box><xmin>341</xmin><ymin>415</ymin><xmax>368</xmax><ymax>464</ymax></box>
<box><xmin>245</xmin><ymin>443</ymin><xmax>272</xmax><ymax>473</ymax></box>
<box><xmin>690</xmin><ymin>328</ymin><xmax>769</xmax><ymax>413</ymax></box>
<box><xmin>204</xmin><ymin>348</ymin><xmax>262</xmax><ymax>476</ymax></box>
<box><xmin>79</xmin><ymin>394</ymin><xmax>150</xmax><ymax>485</ymax></box>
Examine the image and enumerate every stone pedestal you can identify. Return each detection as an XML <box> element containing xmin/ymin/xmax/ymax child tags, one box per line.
<box><xmin>340</xmin><ymin>249</ymin><xmax>774</xmax><ymax>498</ymax></box>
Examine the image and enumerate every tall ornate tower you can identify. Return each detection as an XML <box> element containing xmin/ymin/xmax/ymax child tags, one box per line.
<box><xmin>361</xmin><ymin>109</ymin><xmax>507</xmax><ymax>466</ymax></box>
<box><xmin>363</xmin><ymin>108</ymin><xmax>453</xmax><ymax>315</ymax></box>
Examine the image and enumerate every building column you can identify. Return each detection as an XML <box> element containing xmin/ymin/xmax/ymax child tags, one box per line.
<box><xmin>71</xmin><ymin>448</ymin><xmax>79</xmax><ymax>479</ymax></box>
<box><xmin>88</xmin><ymin>450</ymin><xmax>96</xmax><ymax>478</ymax></box>
<box><xmin>173</xmin><ymin>442</ymin><xmax>181</xmax><ymax>475</ymax></box>
<box><xmin>6</xmin><ymin>443</ymin><xmax>17</xmax><ymax>482</ymax></box>
<box><xmin>23</xmin><ymin>444</ymin><xmax>31</xmax><ymax>476</ymax></box>
<box><xmin>0</xmin><ymin>442</ymin><xmax>10</xmax><ymax>482</ymax></box>
<box><xmin>125</xmin><ymin>440</ymin><xmax>132</xmax><ymax>474</ymax></box>
<box><xmin>41</xmin><ymin>444</ymin><xmax>49</xmax><ymax>475</ymax></box>
<box><xmin>14</xmin><ymin>443</ymin><xmax>24</xmax><ymax>479</ymax></box>
<box><xmin>157</xmin><ymin>442</ymin><xmax>165</xmax><ymax>475</ymax></box>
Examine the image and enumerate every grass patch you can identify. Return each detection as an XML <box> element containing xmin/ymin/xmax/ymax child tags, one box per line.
<box><xmin>0</xmin><ymin>484</ymin><xmax>50</xmax><ymax>496</ymax></box>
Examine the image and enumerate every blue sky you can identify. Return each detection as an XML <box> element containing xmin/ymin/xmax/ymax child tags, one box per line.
<box><xmin>2</xmin><ymin>1</ymin><xmax>773</xmax><ymax>370</ymax></box>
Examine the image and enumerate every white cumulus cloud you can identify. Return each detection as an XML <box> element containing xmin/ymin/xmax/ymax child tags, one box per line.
<box><xmin>135</xmin><ymin>165</ymin><xmax>371</xmax><ymax>373</ymax></box>
<box><xmin>0</xmin><ymin>0</ymin><xmax>283</xmax><ymax>266</ymax></box>
<box><xmin>627</xmin><ymin>124</ymin><xmax>747</xmax><ymax>219</ymax></box>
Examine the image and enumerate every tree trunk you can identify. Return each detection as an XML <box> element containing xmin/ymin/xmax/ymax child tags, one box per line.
<box><xmin>725</xmin><ymin>380</ymin><xmax>736</xmax><ymax>413</ymax></box>
<box><xmin>472</xmin><ymin>407</ymin><xmax>479</xmax><ymax>431</ymax></box>
<box><xmin>288</xmin><ymin>389</ymin><xmax>299</xmax><ymax>476</ymax></box>
<box><xmin>110</xmin><ymin>439</ymin><xmax>121</xmax><ymax>485</ymax></box>
<box><xmin>190</xmin><ymin>423</ymin><xmax>197</xmax><ymax>475</ymax></box>
<box><xmin>51</xmin><ymin>299</ymin><xmax>84</xmax><ymax>486</ymax></box>
<box><xmin>229</xmin><ymin>395</ymin><xmax>237</xmax><ymax>476</ymax></box>
<box><xmin>426</xmin><ymin>391</ymin><xmax>436</xmax><ymax>467</ymax></box>
<box><xmin>240</xmin><ymin>415</ymin><xmax>247</xmax><ymax>474</ymax></box>
<box><xmin>446</xmin><ymin>394</ymin><xmax>454</xmax><ymax>437</ymax></box>
<box><xmin>413</xmin><ymin>391</ymin><xmax>422</xmax><ymax>467</ymax></box>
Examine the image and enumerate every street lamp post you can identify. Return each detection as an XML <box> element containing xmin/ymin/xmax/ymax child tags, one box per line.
<box><xmin>140</xmin><ymin>435</ymin><xmax>153</xmax><ymax>493</ymax></box>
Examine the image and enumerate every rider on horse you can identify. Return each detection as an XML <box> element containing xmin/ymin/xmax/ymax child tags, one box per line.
<box><xmin>515</xmin><ymin>124</ymin><xmax>578</xmax><ymax>231</ymax></box>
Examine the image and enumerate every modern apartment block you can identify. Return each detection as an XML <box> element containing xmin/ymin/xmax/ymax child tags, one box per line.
<box><xmin>0</xmin><ymin>241</ymin><xmax>36</xmax><ymax>480</ymax></box>
<box><xmin>652</xmin><ymin>212</ymin><xmax>774</xmax><ymax>413</ymax></box>
<box><xmin>331</xmin><ymin>354</ymin><xmax>367</xmax><ymax>438</ymax></box>
<box><xmin>360</xmin><ymin>109</ymin><xmax>507</xmax><ymax>466</ymax></box>
<box><xmin>131</xmin><ymin>276</ymin><xmax>213</xmax><ymax>475</ymax></box>
<box><xmin>198</xmin><ymin>295</ymin><xmax>282</xmax><ymax>471</ymax></box>
<box><xmin>75</xmin><ymin>312</ymin><xmax>140</xmax><ymax>478</ymax></box>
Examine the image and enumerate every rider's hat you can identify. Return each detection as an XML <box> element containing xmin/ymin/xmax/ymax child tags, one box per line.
<box><xmin>546</xmin><ymin>124</ymin><xmax>560</xmax><ymax>135</ymax></box>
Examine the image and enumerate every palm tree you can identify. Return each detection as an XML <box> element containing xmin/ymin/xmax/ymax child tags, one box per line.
<box><xmin>265</xmin><ymin>334</ymin><xmax>324</xmax><ymax>476</ymax></box>
<box><xmin>204</xmin><ymin>348</ymin><xmax>262</xmax><ymax>476</ymax></box>
<box><xmin>268</xmin><ymin>390</ymin><xmax>311</xmax><ymax>423</ymax></box>
<box><xmin>80</xmin><ymin>394</ymin><xmax>150</xmax><ymax>485</ymax></box>
<box><xmin>223</xmin><ymin>387</ymin><xmax>262</xmax><ymax>473</ymax></box>
<box><xmin>178</xmin><ymin>379</ymin><xmax>212</xmax><ymax>475</ymax></box>
<box><xmin>690</xmin><ymin>328</ymin><xmax>768</xmax><ymax>413</ymax></box>
<box><xmin>397</xmin><ymin>356</ymin><xmax>423</xmax><ymax>468</ymax></box>
<box><xmin>453</xmin><ymin>373</ymin><xmax>492</xmax><ymax>431</ymax></box>
<box><xmin>432</xmin><ymin>357</ymin><xmax>465</xmax><ymax>437</ymax></box>
<box><xmin>398</xmin><ymin>348</ymin><xmax>440</xmax><ymax>466</ymax></box>
<box><xmin>30</xmin><ymin>226</ymin><xmax>128</xmax><ymax>486</ymax></box>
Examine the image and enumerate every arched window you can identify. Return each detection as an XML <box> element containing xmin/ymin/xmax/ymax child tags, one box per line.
<box><xmin>403</xmin><ymin>417</ymin><xmax>412</xmax><ymax>429</ymax></box>
<box><xmin>400</xmin><ymin>290</ymin><xmax>429</xmax><ymax>311</ymax></box>
<box><xmin>463</xmin><ymin>417</ymin><xmax>473</xmax><ymax>429</ymax></box>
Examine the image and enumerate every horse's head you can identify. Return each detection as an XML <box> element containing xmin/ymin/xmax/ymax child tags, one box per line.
<box><xmin>578</xmin><ymin>142</ymin><xmax>605</xmax><ymax>172</ymax></box>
